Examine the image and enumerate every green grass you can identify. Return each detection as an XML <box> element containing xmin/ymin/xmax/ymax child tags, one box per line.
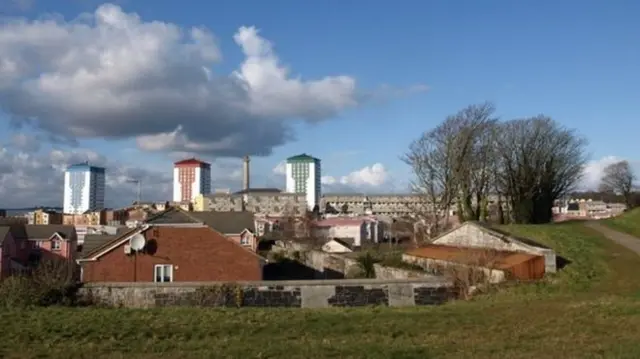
<box><xmin>2</xmin><ymin>221</ymin><xmax>640</xmax><ymax>358</ymax></box>
<box><xmin>602</xmin><ymin>207</ymin><xmax>640</xmax><ymax>238</ymax></box>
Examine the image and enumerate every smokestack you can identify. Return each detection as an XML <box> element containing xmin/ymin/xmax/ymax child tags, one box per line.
<box><xmin>243</xmin><ymin>155</ymin><xmax>250</xmax><ymax>191</ymax></box>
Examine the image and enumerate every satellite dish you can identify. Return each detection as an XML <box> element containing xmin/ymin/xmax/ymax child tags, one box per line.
<box><xmin>129</xmin><ymin>234</ymin><xmax>146</xmax><ymax>251</ymax></box>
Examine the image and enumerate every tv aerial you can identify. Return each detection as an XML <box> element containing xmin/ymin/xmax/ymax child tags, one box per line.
<box><xmin>129</xmin><ymin>233</ymin><xmax>146</xmax><ymax>252</ymax></box>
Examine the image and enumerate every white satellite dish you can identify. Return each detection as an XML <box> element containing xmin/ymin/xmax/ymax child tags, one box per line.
<box><xmin>129</xmin><ymin>233</ymin><xmax>146</xmax><ymax>251</ymax></box>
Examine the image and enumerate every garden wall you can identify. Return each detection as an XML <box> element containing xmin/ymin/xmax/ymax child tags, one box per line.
<box><xmin>80</xmin><ymin>278</ymin><xmax>454</xmax><ymax>308</ymax></box>
<box><xmin>272</xmin><ymin>242</ymin><xmax>437</xmax><ymax>280</ymax></box>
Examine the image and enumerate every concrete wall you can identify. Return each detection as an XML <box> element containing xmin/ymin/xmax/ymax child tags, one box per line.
<box><xmin>402</xmin><ymin>254</ymin><xmax>506</xmax><ymax>284</ymax></box>
<box><xmin>79</xmin><ymin>278</ymin><xmax>453</xmax><ymax>308</ymax></box>
<box><xmin>433</xmin><ymin>223</ymin><xmax>557</xmax><ymax>273</ymax></box>
<box><xmin>273</xmin><ymin>242</ymin><xmax>438</xmax><ymax>280</ymax></box>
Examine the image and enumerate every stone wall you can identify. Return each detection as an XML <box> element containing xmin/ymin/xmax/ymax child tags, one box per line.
<box><xmin>80</xmin><ymin>278</ymin><xmax>454</xmax><ymax>308</ymax></box>
<box><xmin>273</xmin><ymin>242</ymin><xmax>438</xmax><ymax>280</ymax></box>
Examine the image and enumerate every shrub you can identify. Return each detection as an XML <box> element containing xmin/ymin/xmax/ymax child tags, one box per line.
<box><xmin>0</xmin><ymin>258</ymin><xmax>80</xmax><ymax>308</ymax></box>
<box><xmin>355</xmin><ymin>252</ymin><xmax>380</xmax><ymax>278</ymax></box>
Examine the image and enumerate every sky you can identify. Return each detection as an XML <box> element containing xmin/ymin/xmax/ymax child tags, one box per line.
<box><xmin>0</xmin><ymin>0</ymin><xmax>638</xmax><ymax>208</ymax></box>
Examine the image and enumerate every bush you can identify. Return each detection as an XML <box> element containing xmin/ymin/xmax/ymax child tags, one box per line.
<box><xmin>0</xmin><ymin>258</ymin><xmax>80</xmax><ymax>308</ymax></box>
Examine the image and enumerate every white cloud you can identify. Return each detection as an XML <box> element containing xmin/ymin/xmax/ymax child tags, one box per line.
<box><xmin>0</xmin><ymin>146</ymin><xmax>248</xmax><ymax>208</ymax></box>
<box><xmin>0</xmin><ymin>4</ymin><xmax>366</xmax><ymax>157</ymax></box>
<box><xmin>581</xmin><ymin>156</ymin><xmax>624</xmax><ymax>190</ymax></box>
<box><xmin>322</xmin><ymin>163</ymin><xmax>390</xmax><ymax>188</ymax></box>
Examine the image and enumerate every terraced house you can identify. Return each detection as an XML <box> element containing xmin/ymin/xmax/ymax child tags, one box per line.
<box><xmin>0</xmin><ymin>224</ymin><xmax>78</xmax><ymax>279</ymax></box>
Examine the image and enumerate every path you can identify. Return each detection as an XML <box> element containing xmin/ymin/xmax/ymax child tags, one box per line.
<box><xmin>585</xmin><ymin>221</ymin><xmax>640</xmax><ymax>256</ymax></box>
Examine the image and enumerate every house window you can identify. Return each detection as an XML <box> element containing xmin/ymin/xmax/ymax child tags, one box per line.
<box><xmin>52</xmin><ymin>240</ymin><xmax>61</xmax><ymax>251</ymax></box>
<box><xmin>240</xmin><ymin>234</ymin><xmax>251</xmax><ymax>246</ymax></box>
<box><xmin>154</xmin><ymin>264</ymin><xmax>174</xmax><ymax>283</ymax></box>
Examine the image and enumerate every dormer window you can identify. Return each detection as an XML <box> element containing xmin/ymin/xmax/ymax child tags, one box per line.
<box><xmin>52</xmin><ymin>240</ymin><xmax>61</xmax><ymax>251</ymax></box>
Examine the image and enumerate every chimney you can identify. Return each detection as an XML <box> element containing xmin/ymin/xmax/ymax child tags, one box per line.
<box><xmin>243</xmin><ymin>155</ymin><xmax>250</xmax><ymax>191</ymax></box>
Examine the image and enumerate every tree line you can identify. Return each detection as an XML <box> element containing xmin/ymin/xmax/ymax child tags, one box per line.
<box><xmin>403</xmin><ymin>102</ymin><xmax>588</xmax><ymax>232</ymax></box>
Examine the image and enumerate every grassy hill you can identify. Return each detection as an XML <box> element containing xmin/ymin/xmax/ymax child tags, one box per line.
<box><xmin>2</xmin><ymin>221</ymin><xmax>640</xmax><ymax>358</ymax></box>
<box><xmin>602</xmin><ymin>207</ymin><xmax>640</xmax><ymax>238</ymax></box>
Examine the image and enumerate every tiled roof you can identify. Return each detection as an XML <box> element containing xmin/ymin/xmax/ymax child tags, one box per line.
<box><xmin>80</xmin><ymin>234</ymin><xmax>117</xmax><ymax>258</ymax></box>
<box><xmin>10</xmin><ymin>224</ymin><xmax>76</xmax><ymax>241</ymax></box>
<box><xmin>145</xmin><ymin>207</ymin><xmax>256</xmax><ymax>234</ymax></box>
<box><xmin>189</xmin><ymin>211</ymin><xmax>256</xmax><ymax>234</ymax></box>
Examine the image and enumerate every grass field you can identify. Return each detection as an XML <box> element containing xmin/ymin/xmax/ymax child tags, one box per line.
<box><xmin>602</xmin><ymin>208</ymin><xmax>640</xmax><ymax>238</ymax></box>
<box><xmin>2</xmin><ymin>221</ymin><xmax>640</xmax><ymax>358</ymax></box>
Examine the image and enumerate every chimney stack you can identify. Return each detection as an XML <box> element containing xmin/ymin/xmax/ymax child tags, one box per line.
<box><xmin>242</xmin><ymin>155</ymin><xmax>250</xmax><ymax>191</ymax></box>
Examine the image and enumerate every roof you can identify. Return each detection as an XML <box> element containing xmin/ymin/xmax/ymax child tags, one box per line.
<box><xmin>286</xmin><ymin>153</ymin><xmax>319</xmax><ymax>162</ymax></box>
<box><xmin>10</xmin><ymin>225</ymin><xmax>76</xmax><ymax>241</ymax></box>
<box><xmin>79</xmin><ymin>225</ymin><xmax>266</xmax><ymax>262</ymax></box>
<box><xmin>406</xmin><ymin>244</ymin><xmax>540</xmax><ymax>270</ymax></box>
<box><xmin>189</xmin><ymin>211</ymin><xmax>256</xmax><ymax>233</ymax></box>
<box><xmin>174</xmin><ymin>158</ymin><xmax>211</xmax><ymax>167</ymax></box>
<box><xmin>145</xmin><ymin>207</ymin><xmax>255</xmax><ymax>233</ymax></box>
<box><xmin>80</xmin><ymin>234</ymin><xmax>117</xmax><ymax>259</ymax></box>
<box><xmin>233</xmin><ymin>188</ymin><xmax>282</xmax><ymax>195</ymax></box>
<box><xmin>471</xmin><ymin>222</ymin><xmax>551</xmax><ymax>249</ymax></box>
<box><xmin>80</xmin><ymin>227</ymin><xmax>141</xmax><ymax>259</ymax></box>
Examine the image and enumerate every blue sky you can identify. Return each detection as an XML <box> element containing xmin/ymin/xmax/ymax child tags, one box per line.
<box><xmin>1</xmin><ymin>0</ymin><xmax>639</xmax><ymax>196</ymax></box>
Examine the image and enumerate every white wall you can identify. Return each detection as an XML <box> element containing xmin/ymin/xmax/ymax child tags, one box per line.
<box><xmin>327</xmin><ymin>224</ymin><xmax>365</xmax><ymax>247</ymax></box>
<box><xmin>307</xmin><ymin>162</ymin><xmax>316</xmax><ymax>210</ymax></box>
<box><xmin>63</xmin><ymin>170</ymin><xmax>92</xmax><ymax>214</ymax></box>
<box><xmin>172</xmin><ymin>167</ymin><xmax>181</xmax><ymax>202</ymax></box>
<box><xmin>321</xmin><ymin>240</ymin><xmax>352</xmax><ymax>253</ymax></box>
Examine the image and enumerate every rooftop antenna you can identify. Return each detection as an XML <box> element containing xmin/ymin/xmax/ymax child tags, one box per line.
<box><xmin>127</xmin><ymin>178</ymin><xmax>142</xmax><ymax>204</ymax></box>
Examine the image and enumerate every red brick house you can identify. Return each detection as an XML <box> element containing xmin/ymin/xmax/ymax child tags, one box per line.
<box><xmin>141</xmin><ymin>207</ymin><xmax>259</xmax><ymax>251</ymax></box>
<box><xmin>77</xmin><ymin>211</ymin><xmax>266</xmax><ymax>283</ymax></box>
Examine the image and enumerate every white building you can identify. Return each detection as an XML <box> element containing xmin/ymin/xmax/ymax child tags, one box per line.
<box><xmin>285</xmin><ymin>153</ymin><xmax>321</xmax><ymax>211</ymax></box>
<box><xmin>63</xmin><ymin>163</ymin><xmax>106</xmax><ymax>214</ymax></box>
<box><xmin>173</xmin><ymin>158</ymin><xmax>211</xmax><ymax>203</ymax></box>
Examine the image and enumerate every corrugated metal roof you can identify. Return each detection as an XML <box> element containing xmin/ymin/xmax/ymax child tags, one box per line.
<box><xmin>405</xmin><ymin>244</ymin><xmax>540</xmax><ymax>270</ymax></box>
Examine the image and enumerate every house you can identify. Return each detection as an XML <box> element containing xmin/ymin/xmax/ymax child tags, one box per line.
<box><xmin>27</xmin><ymin>209</ymin><xmax>63</xmax><ymax>225</ymax></box>
<box><xmin>144</xmin><ymin>207</ymin><xmax>259</xmax><ymax>251</ymax></box>
<box><xmin>425</xmin><ymin>221</ymin><xmax>556</xmax><ymax>274</ymax></box>
<box><xmin>13</xmin><ymin>225</ymin><xmax>78</xmax><ymax>261</ymax></box>
<box><xmin>403</xmin><ymin>244</ymin><xmax>546</xmax><ymax>283</ymax></box>
<box><xmin>0</xmin><ymin>224</ymin><xmax>78</xmax><ymax>279</ymax></box>
<box><xmin>0</xmin><ymin>226</ymin><xmax>27</xmax><ymax>279</ymax></box>
<box><xmin>321</xmin><ymin>238</ymin><xmax>354</xmax><ymax>253</ymax></box>
<box><xmin>312</xmin><ymin>218</ymin><xmax>369</xmax><ymax>247</ymax></box>
<box><xmin>77</xmin><ymin>223</ymin><xmax>266</xmax><ymax>283</ymax></box>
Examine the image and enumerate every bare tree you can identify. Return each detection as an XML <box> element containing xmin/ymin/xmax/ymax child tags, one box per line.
<box><xmin>495</xmin><ymin>116</ymin><xmax>587</xmax><ymax>224</ymax></box>
<box><xmin>402</xmin><ymin>122</ymin><xmax>458</xmax><ymax>240</ymax></box>
<box><xmin>408</xmin><ymin>104</ymin><xmax>587</xmax><ymax>225</ymax></box>
<box><xmin>404</xmin><ymin>102</ymin><xmax>499</xmax><ymax>233</ymax></box>
<box><xmin>599</xmin><ymin>160</ymin><xmax>636</xmax><ymax>209</ymax></box>
<box><xmin>448</xmin><ymin>103</ymin><xmax>499</xmax><ymax>222</ymax></box>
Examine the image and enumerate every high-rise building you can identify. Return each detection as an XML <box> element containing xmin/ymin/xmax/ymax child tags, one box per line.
<box><xmin>63</xmin><ymin>163</ymin><xmax>106</xmax><ymax>214</ymax></box>
<box><xmin>173</xmin><ymin>158</ymin><xmax>211</xmax><ymax>203</ymax></box>
<box><xmin>285</xmin><ymin>153</ymin><xmax>321</xmax><ymax>211</ymax></box>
